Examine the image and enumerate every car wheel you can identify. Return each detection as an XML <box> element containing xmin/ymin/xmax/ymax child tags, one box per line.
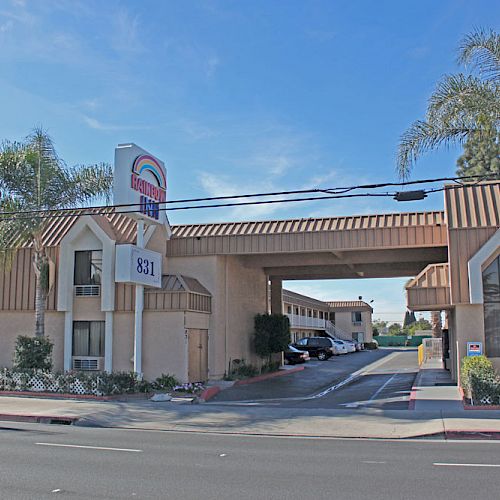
<box><xmin>317</xmin><ymin>351</ymin><xmax>327</xmax><ymax>361</ymax></box>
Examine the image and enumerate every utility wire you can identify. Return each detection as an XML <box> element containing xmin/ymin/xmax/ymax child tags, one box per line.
<box><xmin>0</xmin><ymin>174</ymin><xmax>495</xmax><ymax>218</ymax></box>
<box><xmin>0</xmin><ymin>175</ymin><xmax>498</xmax><ymax>222</ymax></box>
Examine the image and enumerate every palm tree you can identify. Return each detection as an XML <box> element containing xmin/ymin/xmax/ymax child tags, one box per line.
<box><xmin>397</xmin><ymin>28</ymin><xmax>500</xmax><ymax>179</ymax></box>
<box><xmin>0</xmin><ymin>128</ymin><xmax>113</xmax><ymax>336</ymax></box>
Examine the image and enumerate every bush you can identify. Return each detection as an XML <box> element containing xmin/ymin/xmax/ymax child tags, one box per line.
<box><xmin>254</xmin><ymin>313</ymin><xmax>290</xmax><ymax>362</ymax></box>
<box><xmin>224</xmin><ymin>359</ymin><xmax>259</xmax><ymax>380</ymax></box>
<box><xmin>13</xmin><ymin>336</ymin><xmax>53</xmax><ymax>371</ymax></box>
<box><xmin>470</xmin><ymin>372</ymin><xmax>500</xmax><ymax>405</ymax></box>
<box><xmin>152</xmin><ymin>373</ymin><xmax>179</xmax><ymax>391</ymax></box>
<box><xmin>363</xmin><ymin>341</ymin><xmax>378</xmax><ymax>350</ymax></box>
<box><xmin>260</xmin><ymin>360</ymin><xmax>280</xmax><ymax>374</ymax></box>
<box><xmin>460</xmin><ymin>355</ymin><xmax>496</xmax><ymax>399</ymax></box>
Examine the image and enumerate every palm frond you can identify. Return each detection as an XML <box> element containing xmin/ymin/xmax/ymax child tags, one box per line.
<box><xmin>458</xmin><ymin>27</ymin><xmax>500</xmax><ymax>82</ymax></box>
<box><xmin>427</xmin><ymin>73</ymin><xmax>500</xmax><ymax>126</ymax></box>
<box><xmin>397</xmin><ymin>120</ymin><xmax>472</xmax><ymax>180</ymax></box>
<box><xmin>58</xmin><ymin>162</ymin><xmax>113</xmax><ymax>207</ymax></box>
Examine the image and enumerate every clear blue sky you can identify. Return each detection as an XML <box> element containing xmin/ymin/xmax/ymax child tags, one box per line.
<box><xmin>0</xmin><ymin>0</ymin><xmax>496</xmax><ymax>323</ymax></box>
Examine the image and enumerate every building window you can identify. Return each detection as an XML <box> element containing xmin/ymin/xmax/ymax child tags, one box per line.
<box><xmin>294</xmin><ymin>307</ymin><xmax>299</xmax><ymax>315</ymax></box>
<box><xmin>319</xmin><ymin>311</ymin><xmax>323</xmax><ymax>319</ymax></box>
<box><xmin>287</xmin><ymin>305</ymin><xmax>292</xmax><ymax>314</ymax></box>
<box><xmin>301</xmin><ymin>308</ymin><xmax>306</xmax><ymax>316</ymax></box>
<box><xmin>308</xmin><ymin>309</ymin><xmax>312</xmax><ymax>317</ymax></box>
<box><xmin>352</xmin><ymin>311</ymin><xmax>363</xmax><ymax>324</ymax></box>
<box><xmin>72</xmin><ymin>321</ymin><xmax>105</xmax><ymax>357</ymax></box>
<box><xmin>483</xmin><ymin>256</ymin><xmax>500</xmax><ymax>357</ymax></box>
<box><xmin>329</xmin><ymin>312</ymin><xmax>335</xmax><ymax>323</ymax></box>
<box><xmin>74</xmin><ymin>250</ymin><xmax>102</xmax><ymax>286</ymax></box>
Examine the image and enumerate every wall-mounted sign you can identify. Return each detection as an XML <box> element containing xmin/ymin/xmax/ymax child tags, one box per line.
<box><xmin>467</xmin><ymin>342</ymin><xmax>483</xmax><ymax>357</ymax></box>
<box><xmin>115</xmin><ymin>244</ymin><xmax>162</xmax><ymax>288</ymax></box>
<box><xmin>113</xmin><ymin>143</ymin><xmax>167</xmax><ymax>225</ymax></box>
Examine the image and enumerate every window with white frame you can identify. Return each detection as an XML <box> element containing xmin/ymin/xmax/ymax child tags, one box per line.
<box><xmin>72</xmin><ymin>321</ymin><xmax>105</xmax><ymax>357</ymax></box>
<box><xmin>74</xmin><ymin>250</ymin><xmax>102</xmax><ymax>286</ymax></box>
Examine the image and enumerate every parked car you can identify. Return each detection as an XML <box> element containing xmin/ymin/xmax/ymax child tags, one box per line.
<box><xmin>292</xmin><ymin>337</ymin><xmax>335</xmax><ymax>361</ymax></box>
<box><xmin>332</xmin><ymin>339</ymin><xmax>356</xmax><ymax>353</ymax></box>
<box><xmin>284</xmin><ymin>345</ymin><xmax>310</xmax><ymax>365</ymax></box>
<box><xmin>331</xmin><ymin>339</ymin><xmax>349</xmax><ymax>355</ymax></box>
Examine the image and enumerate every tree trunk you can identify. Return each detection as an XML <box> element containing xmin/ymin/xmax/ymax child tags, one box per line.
<box><xmin>431</xmin><ymin>311</ymin><xmax>442</xmax><ymax>338</ymax></box>
<box><xmin>33</xmin><ymin>235</ymin><xmax>48</xmax><ymax>337</ymax></box>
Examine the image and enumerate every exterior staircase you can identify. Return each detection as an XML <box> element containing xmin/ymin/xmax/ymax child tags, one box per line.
<box><xmin>324</xmin><ymin>320</ymin><xmax>353</xmax><ymax>341</ymax></box>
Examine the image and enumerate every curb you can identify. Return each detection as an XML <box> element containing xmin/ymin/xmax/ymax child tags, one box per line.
<box><xmin>199</xmin><ymin>386</ymin><xmax>221</xmax><ymax>402</ymax></box>
<box><xmin>408</xmin><ymin>368</ymin><xmax>424</xmax><ymax>411</ymax></box>
<box><xmin>0</xmin><ymin>413</ymin><xmax>78</xmax><ymax>425</ymax></box>
<box><xmin>233</xmin><ymin>366</ymin><xmax>305</xmax><ymax>386</ymax></box>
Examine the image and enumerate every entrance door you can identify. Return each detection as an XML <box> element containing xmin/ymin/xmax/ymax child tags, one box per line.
<box><xmin>188</xmin><ymin>329</ymin><xmax>208</xmax><ymax>382</ymax></box>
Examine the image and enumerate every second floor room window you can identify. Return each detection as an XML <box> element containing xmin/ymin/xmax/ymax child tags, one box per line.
<box><xmin>352</xmin><ymin>311</ymin><xmax>363</xmax><ymax>323</ymax></box>
<box><xmin>74</xmin><ymin>250</ymin><xmax>103</xmax><ymax>286</ymax></box>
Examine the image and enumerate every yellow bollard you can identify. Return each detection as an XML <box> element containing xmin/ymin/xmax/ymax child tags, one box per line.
<box><xmin>418</xmin><ymin>344</ymin><xmax>424</xmax><ymax>366</ymax></box>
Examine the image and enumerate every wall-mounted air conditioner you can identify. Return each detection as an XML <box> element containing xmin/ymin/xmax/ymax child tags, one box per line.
<box><xmin>72</xmin><ymin>357</ymin><xmax>104</xmax><ymax>371</ymax></box>
<box><xmin>74</xmin><ymin>285</ymin><xmax>101</xmax><ymax>297</ymax></box>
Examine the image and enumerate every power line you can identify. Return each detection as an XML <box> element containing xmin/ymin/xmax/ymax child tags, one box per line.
<box><xmin>0</xmin><ymin>174</ymin><xmax>498</xmax><ymax>222</ymax></box>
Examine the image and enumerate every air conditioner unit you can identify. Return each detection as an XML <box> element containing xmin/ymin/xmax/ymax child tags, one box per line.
<box><xmin>72</xmin><ymin>357</ymin><xmax>104</xmax><ymax>371</ymax></box>
<box><xmin>74</xmin><ymin>285</ymin><xmax>101</xmax><ymax>297</ymax></box>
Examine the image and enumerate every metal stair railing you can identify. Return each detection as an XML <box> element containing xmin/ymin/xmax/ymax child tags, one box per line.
<box><xmin>324</xmin><ymin>320</ymin><xmax>353</xmax><ymax>341</ymax></box>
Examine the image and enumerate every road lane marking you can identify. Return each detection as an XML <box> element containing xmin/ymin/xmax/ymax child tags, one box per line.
<box><xmin>36</xmin><ymin>442</ymin><xmax>142</xmax><ymax>453</ymax></box>
<box><xmin>434</xmin><ymin>463</ymin><xmax>500</xmax><ymax>468</ymax></box>
<box><xmin>362</xmin><ymin>460</ymin><xmax>387</xmax><ymax>464</ymax></box>
<box><xmin>367</xmin><ymin>372</ymin><xmax>399</xmax><ymax>402</ymax></box>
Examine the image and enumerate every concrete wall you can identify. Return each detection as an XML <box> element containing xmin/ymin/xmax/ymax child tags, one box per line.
<box><xmin>0</xmin><ymin>312</ymin><xmax>65</xmax><ymax>371</ymax></box>
<box><xmin>167</xmin><ymin>255</ymin><xmax>268</xmax><ymax>378</ymax></box>
<box><xmin>333</xmin><ymin>310</ymin><xmax>372</xmax><ymax>342</ymax></box>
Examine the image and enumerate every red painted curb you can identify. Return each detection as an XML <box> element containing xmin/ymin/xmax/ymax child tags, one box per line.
<box><xmin>0</xmin><ymin>413</ymin><xmax>77</xmax><ymax>424</ymax></box>
<box><xmin>234</xmin><ymin>366</ymin><xmax>304</xmax><ymax>386</ymax></box>
<box><xmin>199</xmin><ymin>386</ymin><xmax>221</xmax><ymax>402</ymax></box>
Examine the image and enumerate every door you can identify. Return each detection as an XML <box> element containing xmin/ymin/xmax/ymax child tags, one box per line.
<box><xmin>188</xmin><ymin>329</ymin><xmax>208</xmax><ymax>383</ymax></box>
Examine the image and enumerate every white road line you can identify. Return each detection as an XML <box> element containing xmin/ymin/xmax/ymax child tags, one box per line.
<box><xmin>36</xmin><ymin>442</ymin><xmax>143</xmax><ymax>453</ymax></box>
<box><xmin>367</xmin><ymin>372</ymin><xmax>399</xmax><ymax>402</ymax></box>
<box><xmin>362</xmin><ymin>460</ymin><xmax>387</xmax><ymax>464</ymax></box>
<box><xmin>434</xmin><ymin>463</ymin><xmax>500</xmax><ymax>468</ymax></box>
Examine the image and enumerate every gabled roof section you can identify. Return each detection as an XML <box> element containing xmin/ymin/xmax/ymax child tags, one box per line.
<box><xmin>171</xmin><ymin>211</ymin><xmax>445</xmax><ymax>238</ymax></box>
<box><xmin>146</xmin><ymin>274</ymin><xmax>211</xmax><ymax>296</ymax></box>
<box><xmin>12</xmin><ymin>209</ymin><xmax>139</xmax><ymax>248</ymax></box>
<box><xmin>327</xmin><ymin>300</ymin><xmax>373</xmax><ymax>312</ymax></box>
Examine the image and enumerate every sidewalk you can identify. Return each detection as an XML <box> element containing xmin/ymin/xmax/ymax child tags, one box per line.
<box><xmin>0</xmin><ymin>356</ymin><xmax>499</xmax><ymax>439</ymax></box>
<box><xmin>410</xmin><ymin>357</ymin><xmax>463</xmax><ymax>411</ymax></box>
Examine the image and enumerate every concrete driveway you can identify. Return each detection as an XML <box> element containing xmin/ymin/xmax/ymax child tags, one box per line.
<box><xmin>209</xmin><ymin>348</ymin><xmax>419</xmax><ymax>410</ymax></box>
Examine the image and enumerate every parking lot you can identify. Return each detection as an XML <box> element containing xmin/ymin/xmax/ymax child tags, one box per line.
<box><xmin>209</xmin><ymin>348</ymin><xmax>419</xmax><ymax>410</ymax></box>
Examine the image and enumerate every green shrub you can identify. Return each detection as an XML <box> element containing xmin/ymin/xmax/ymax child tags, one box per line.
<box><xmin>13</xmin><ymin>335</ymin><xmax>53</xmax><ymax>371</ymax></box>
<box><xmin>224</xmin><ymin>359</ymin><xmax>259</xmax><ymax>380</ymax></box>
<box><xmin>363</xmin><ymin>341</ymin><xmax>378</xmax><ymax>350</ymax></box>
<box><xmin>254</xmin><ymin>313</ymin><xmax>290</xmax><ymax>362</ymax></box>
<box><xmin>260</xmin><ymin>360</ymin><xmax>280</xmax><ymax>374</ymax></box>
<box><xmin>152</xmin><ymin>373</ymin><xmax>180</xmax><ymax>391</ymax></box>
<box><xmin>460</xmin><ymin>355</ymin><xmax>496</xmax><ymax>398</ymax></box>
<box><xmin>470</xmin><ymin>372</ymin><xmax>500</xmax><ymax>405</ymax></box>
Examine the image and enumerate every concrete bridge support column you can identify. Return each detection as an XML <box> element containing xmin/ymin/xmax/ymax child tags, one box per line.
<box><xmin>270</xmin><ymin>278</ymin><xmax>283</xmax><ymax>315</ymax></box>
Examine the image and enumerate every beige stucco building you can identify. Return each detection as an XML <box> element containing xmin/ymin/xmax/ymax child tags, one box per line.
<box><xmin>0</xmin><ymin>181</ymin><xmax>497</xmax><ymax>384</ymax></box>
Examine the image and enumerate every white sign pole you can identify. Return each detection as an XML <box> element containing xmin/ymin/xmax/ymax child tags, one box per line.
<box><xmin>134</xmin><ymin>218</ymin><xmax>145</xmax><ymax>376</ymax></box>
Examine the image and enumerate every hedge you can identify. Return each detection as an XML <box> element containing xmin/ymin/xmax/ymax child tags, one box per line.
<box><xmin>461</xmin><ymin>355</ymin><xmax>500</xmax><ymax>405</ymax></box>
<box><xmin>0</xmin><ymin>369</ymin><xmax>181</xmax><ymax>396</ymax></box>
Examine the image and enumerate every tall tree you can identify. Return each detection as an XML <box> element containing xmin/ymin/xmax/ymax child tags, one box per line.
<box><xmin>397</xmin><ymin>28</ymin><xmax>500</xmax><ymax>179</ymax></box>
<box><xmin>456</xmin><ymin>122</ymin><xmax>499</xmax><ymax>177</ymax></box>
<box><xmin>0</xmin><ymin>128</ymin><xmax>113</xmax><ymax>336</ymax></box>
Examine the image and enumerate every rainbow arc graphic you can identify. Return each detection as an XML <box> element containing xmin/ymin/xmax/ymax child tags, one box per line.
<box><xmin>132</xmin><ymin>155</ymin><xmax>167</xmax><ymax>190</ymax></box>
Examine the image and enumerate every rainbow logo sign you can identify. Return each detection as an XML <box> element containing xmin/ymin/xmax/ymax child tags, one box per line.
<box><xmin>132</xmin><ymin>154</ymin><xmax>167</xmax><ymax>191</ymax></box>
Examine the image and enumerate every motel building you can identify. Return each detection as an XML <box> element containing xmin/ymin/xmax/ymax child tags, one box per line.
<box><xmin>0</xmin><ymin>143</ymin><xmax>498</xmax><ymax>384</ymax></box>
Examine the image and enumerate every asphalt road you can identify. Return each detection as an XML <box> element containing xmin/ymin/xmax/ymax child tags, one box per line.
<box><xmin>1</xmin><ymin>422</ymin><xmax>500</xmax><ymax>499</ymax></box>
<box><xmin>211</xmin><ymin>348</ymin><xmax>419</xmax><ymax>410</ymax></box>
